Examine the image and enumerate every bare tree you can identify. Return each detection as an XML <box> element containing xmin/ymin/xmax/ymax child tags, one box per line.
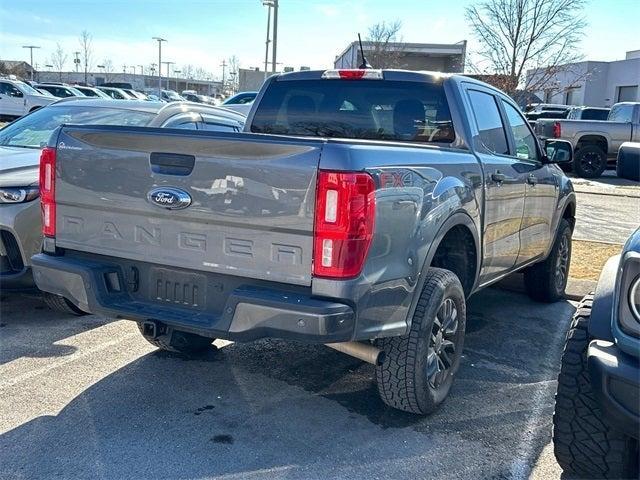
<box><xmin>78</xmin><ymin>30</ymin><xmax>93</xmax><ymax>84</ymax></box>
<box><xmin>365</xmin><ymin>20</ymin><xmax>404</xmax><ymax>68</ymax></box>
<box><xmin>465</xmin><ymin>0</ymin><xmax>586</xmax><ymax>95</ymax></box>
<box><xmin>50</xmin><ymin>43</ymin><xmax>68</xmax><ymax>81</ymax></box>
<box><xmin>101</xmin><ymin>59</ymin><xmax>115</xmax><ymax>82</ymax></box>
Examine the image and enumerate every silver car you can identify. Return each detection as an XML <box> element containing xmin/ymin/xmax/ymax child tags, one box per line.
<box><xmin>0</xmin><ymin>98</ymin><xmax>245</xmax><ymax>313</ymax></box>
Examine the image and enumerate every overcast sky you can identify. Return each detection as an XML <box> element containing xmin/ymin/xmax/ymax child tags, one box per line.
<box><xmin>0</xmin><ymin>0</ymin><xmax>637</xmax><ymax>80</ymax></box>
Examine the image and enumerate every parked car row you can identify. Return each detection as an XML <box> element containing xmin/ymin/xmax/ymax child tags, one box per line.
<box><xmin>1</xmin><ymin>76</ymin><xmax>255</xmax><ymax>120</ymax></box>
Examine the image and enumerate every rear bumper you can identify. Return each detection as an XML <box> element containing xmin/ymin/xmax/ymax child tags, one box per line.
<box><xmin>588</xmin><ymin>340</ymin><xmax>640</xmax><ymax>440</ymax></box>
<box><xmin>31</xmin><ymin>253</ymin><xmax>355</xmax><ymax>343</ymax></box>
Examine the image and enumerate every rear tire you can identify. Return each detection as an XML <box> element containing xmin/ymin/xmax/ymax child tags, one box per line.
<box><xmin>136</xmin><ymin>322</ymin><xmax>214</xmax><ymax>355</ymax></box>
<box><xmin>574</xmin><ymin>145</ymin><xmax>607</xmax><ymax>178</ymax></box>
<box><xmin>42</xmin><ymin>292</ymin><xmax>87</xmax><ymax>316</ymax></box>
<box><xmin>375</xmin><ymin>268</ymin><xmax>466</xmax><ymax>415</ymax></box>
<box><xmin>524</xmin><ymin>219</ymin><xmax>572</xmax><ymax>303</ymax></box>
<box><xmin>553</xmin><ymin>295</ymin><xmax>639</xmax><ymax>478</ymax></box>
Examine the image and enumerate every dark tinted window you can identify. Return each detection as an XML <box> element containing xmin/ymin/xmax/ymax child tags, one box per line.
<box><xmin>581</xmin><ymin>109</ymin><xmax>609</xmax><ymax>120</ymax></box>
<box><xmin>251</xmin><ymin>79</ymin><xmax>454</xmax><ymax>143</ymax></box>
<box><xmin>467</xmin><ymin>90</ymin><xmax>508</xmax><ymax>155</ymax></box>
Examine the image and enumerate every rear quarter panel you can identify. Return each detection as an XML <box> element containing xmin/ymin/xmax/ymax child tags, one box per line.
<box><xmin>314</xmin><ymin>140</ymin><xmax>483</xmax><ymax>339</ymax></box>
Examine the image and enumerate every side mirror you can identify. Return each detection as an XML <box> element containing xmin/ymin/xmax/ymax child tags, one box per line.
<box><xmin>10</xmin><ymin>90</ymin><xmax>23</xmax><ymax>98</ymax></box>
<box><xmin>544</xmin><ymin>139</ymin><xmax>573</xmax><ymax>164</ymax></box>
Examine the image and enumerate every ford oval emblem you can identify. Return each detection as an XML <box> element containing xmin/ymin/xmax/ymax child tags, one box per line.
<box><xmin>147</xmin><ymin>187</ymin><xmax>192</xmax><ymax>210</ymax></box>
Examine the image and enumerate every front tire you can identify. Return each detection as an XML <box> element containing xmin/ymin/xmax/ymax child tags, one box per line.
<box><xmin>553</xmin><ymin>295</ymin><xmax>639</xmax><ymax>478</ymax></box>
<box><xmin>42</xmin><ymin>292</ymin><xmax>87</xmax><ymax>316</ymax></box>
<box><xmin>524</xmin><ymin>218</ymin><xmax>572</xmax><ymax>303</ymax></box>
<box><xmin>574</xmin><ymin>145</ymin><xmax>607</xmax><ymax>178</ymax></box>
<box><xmin>375</xmin><ymin>268</ymin><xmax>466</xmax><ymax>415</ymax></box>
<box><xmin>136</xmin><ymin>322</ymin><xmax>214</xmax><ymax>355</ymax></box>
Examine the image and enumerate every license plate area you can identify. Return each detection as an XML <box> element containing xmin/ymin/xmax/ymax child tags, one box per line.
<box><xmin>149</xmin><ymin>267</ymin><xmax>207</xmax><ymax>309</ymax></box>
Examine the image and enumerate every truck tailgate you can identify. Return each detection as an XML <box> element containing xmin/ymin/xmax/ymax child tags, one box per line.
<box><xmin>53</xmin><ymin>126</ymin><xmax>322</xmax><ymax>286</ymax></box>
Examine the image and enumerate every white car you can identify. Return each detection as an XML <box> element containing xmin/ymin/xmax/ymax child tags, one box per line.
<box><xmin>0</xmin><ymin>78</ymin><xmax>56</xmax><ymax>118</ymax></box>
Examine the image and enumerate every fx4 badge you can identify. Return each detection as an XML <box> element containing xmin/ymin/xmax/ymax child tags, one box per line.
<box><xmin>147</xmin><ymin>187</ymin><xmax>192</xmax><ymax>210</ymax></box>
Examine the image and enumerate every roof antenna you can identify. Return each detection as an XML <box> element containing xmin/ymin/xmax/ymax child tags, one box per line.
<box><xmin>357</xmin><ymin>33</ymin><xmax>372</xmax><ymax>69</ymax></box>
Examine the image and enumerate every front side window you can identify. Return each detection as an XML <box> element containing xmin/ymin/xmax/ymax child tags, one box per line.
<box><xmin>251</xmin><ymin>79</ymin><xmax>454</xmax><ymax>143</ymax></box>
<box><xmin>501</xmin><ymin>100</ymin><xmax>539</xmax><ymax>162</ymax></box>
<box><xmin>0</xmin><ymin>82</ymin><xmax>23</xmax><ymax>97</ymax></box>
<box><xmin>467</xmin><ymin>90</ymin><xmax>508</xmax><ymax>155</ymax></box>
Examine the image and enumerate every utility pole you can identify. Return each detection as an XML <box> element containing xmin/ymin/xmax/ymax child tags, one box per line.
<box><xmin>271</xmin><ymin>0</ymin><xmax>278</xmax><ymax>74</ymax></box>
<box><xmin>173</xmin><ymin>70</ymin><xmax>181</xmax><ymax>91</ymax></box>
<box><xmin>152</xmin><ymin>37</ymin><xmax>167</xmax><ymax>91</ymax></box>
<box><xmin>74</xmin><ymin>51</ymin><xmax>81</xmax><ymax>73</ymax></box>
<box><xmin>162</xmin><ymin>61</ymin><xmax>175</xmax><ymax>90</ymax></box>
<box><xmin>263</xmin><ymin>1</ymin><xmax>273</xmax><ymax>79</ymax></box>
<box><xmin>22</xmin><ymin>45</ymin><xmax>41</xmax><ymax>80</ymax></box>
<box><xmin>220</xmin><ymin>60</ymin><xmax>227</xmax><ymax>94</ymax></box>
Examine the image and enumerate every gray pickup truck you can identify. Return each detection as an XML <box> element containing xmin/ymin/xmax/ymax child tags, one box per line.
<box><xmin>536</xmin><ymin>102</ymin><xmax>640</xmax><ymax>178</ymax></box>
<box><xmin>32</xmin><ymin>69</ymin><xmax>576</xmax><ymax>415</ymax></box>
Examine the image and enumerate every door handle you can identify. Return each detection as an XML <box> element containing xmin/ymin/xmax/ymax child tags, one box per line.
<box><xmin>491</xmin><ymin>172</ymin><xmax>506</xmax><ymax>183</ymax></box>
<box><xmin>526</xmin><ymin>174</ymin><xmax>538</xmax><ymax>186</ymax></box>
<box><xmin>150</xmin><ymin>152</ymin><xmax>195</xmax><ymax>176</ymax></box>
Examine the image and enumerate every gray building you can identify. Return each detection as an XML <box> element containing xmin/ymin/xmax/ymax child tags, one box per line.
<box><xmin>238</xmin><ymin>68</ymin><xmax>276</xmax><ymax>92</ymax></box>
<box><xmin>528</xmin><ymin>50</ymin><xmax>640</xmax><ymax>107</ymax></box>
<box><xmin>334</xmin><ymin>41</ymin><xmax>467</xmax><ymax>72</ymax></box>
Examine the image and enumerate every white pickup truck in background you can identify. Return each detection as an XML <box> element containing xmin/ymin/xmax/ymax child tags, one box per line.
<box><xmin>536</xmin><ymin>102</ymin><xmax>640</xmax><ymax>178</ymax></box>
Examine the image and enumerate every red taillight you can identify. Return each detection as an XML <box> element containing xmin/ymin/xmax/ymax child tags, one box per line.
<box><xmin>313</xmin><ymin>171</ymin><xmax>375</xmax><ymax>279</ymax></box>
<box><xmin>39</xmin><ymin>146</ymin><xmax>56</xmax><ymax>237</ymax></box>
<box><xmin>553</xmin><ymin>121</ymin><xmax>562</xmax><ymax>138</ymax></box>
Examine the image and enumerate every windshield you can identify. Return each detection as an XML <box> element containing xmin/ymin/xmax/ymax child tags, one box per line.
<box><xmin>0</xmin><ymin>105</ymin><xmax>155</xmax><ymax>148</ymax></box>
<box><xmin>16</xmin><ymin>81</ymin><xmax>41</xmax><ymax>96</ymax></box>
<box><xmin>163</xmin><ymin>90</ymin><xmax>183</xmax><ymax>101</ymax></box>
<box><xmin>251</xmin><ymin>79</ymin><xmax>454</xmax><ymax>143</ymax></box>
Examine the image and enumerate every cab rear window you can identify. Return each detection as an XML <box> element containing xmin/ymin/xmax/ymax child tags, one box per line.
<box><xmin>251</xmin><ymin>79</ymin><xmax>454</xmax><ymax>143</ymax></box>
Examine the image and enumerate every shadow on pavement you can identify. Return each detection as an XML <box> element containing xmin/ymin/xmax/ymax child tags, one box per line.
<box><xmin>0</xmin><ymin>292</ymin><xmax>112</xmax><ymax>365</ymax></box>
<box><xmin>0</xmin><ymin>288</ymin><xmax>576</xmax><ymax>479</ymax></box>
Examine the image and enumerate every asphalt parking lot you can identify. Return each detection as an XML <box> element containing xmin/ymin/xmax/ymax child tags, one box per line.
<box><xmin>0</xmin><ymin>288</ymin><xmax>576</xmax><ymax>480</ymax></box>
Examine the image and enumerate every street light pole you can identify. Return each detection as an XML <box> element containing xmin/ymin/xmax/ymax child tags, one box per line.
<box><xmin>22</xmin><ymin>45</ymin><xmax>41</xmax><ymax>80</ymax></box>
<box><xmin>271</xmin><ymin>0</ymin><xmax>278</xmax><ymax>74</ymax></box>
<box><xmin>152</xmin><ymin>37</ymin><xmax>167</xmax><ymax>91</ymax></box>
<box><xmin>263</xmin><ymin>1</ymin><xmax>273</xmax><ymax>79</ymax></box>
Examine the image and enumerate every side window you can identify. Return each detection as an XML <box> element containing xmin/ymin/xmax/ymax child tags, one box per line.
<box><xmin>163</xmin><ymin>113</ymin><xmax>200</xmax><ymax>130</ymax></box>
<box><xmin>467</xmin><ymin>90</ymin><xmax>508</xmax><ymax>155</ymax></box>
<box><xmin>201</xmin><ymin>114</ymin><xmax>240</xmax><ymax>132</ymax></box>
<box><xmin>0</xmin><ymin>82</ymin><xmax>9</xmax><ymax>95</ymax></box>
<box><xmin>609</xmin><ymin>105</ymin><xmax>633</xmax><ymax>123</ymax></box>
<box><xmin>7</xmin><ymin>84</ymin><xmax>22</xmax><ymax>97</ymax></box>
<box><xmin>501</xmin><ymin>100</ymin><xmax>539</xmax><ymax>162</ymax></box>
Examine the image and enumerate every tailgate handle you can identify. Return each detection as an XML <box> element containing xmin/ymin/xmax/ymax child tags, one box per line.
<box><xmin>150</xmin><ymin>152</ymin><xmax>195</xmax><ymax>176</ymax></box>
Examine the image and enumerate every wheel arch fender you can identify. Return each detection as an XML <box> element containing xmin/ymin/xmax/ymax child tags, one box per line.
<box><xmin>403</xmin><ymin>211</ymin><xmax>481</xmax><ymax>331</ymax></box>
<box><xmin>588</xmin><ymin>255</ymin><xmax>620</xmax><ymax>342</ymax></box>
<box><xmin>575</xmin><ymin>133</ymin><xmax>610</xmax><ymax>151</ymax></box>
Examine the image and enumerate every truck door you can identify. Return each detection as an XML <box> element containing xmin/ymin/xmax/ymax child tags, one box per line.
<box><xmin>465</xmin><ymin>87</ymin><xmax>526</xmax><ymax>283</ymax></box>
<box><xmin>500</xmin><ymin>99</ymin><xmax>558</xmax><ymax>265</ymax></box>
<box><xmin>0</xmin><ymin>82</ymin><xmax>25</xmax><ymax>117</ymax></box>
